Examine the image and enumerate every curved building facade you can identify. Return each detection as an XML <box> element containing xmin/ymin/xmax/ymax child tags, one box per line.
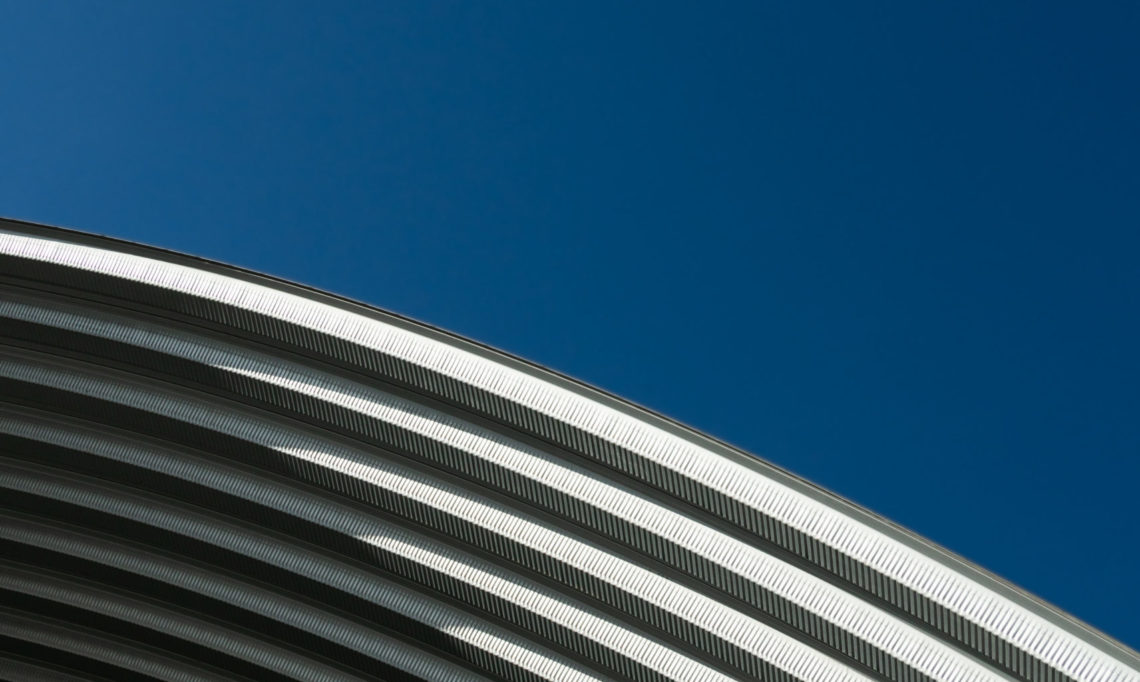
<box><xmin>0</xmin><ymin>217</ymin><xmax>1136</xmax><ymax>682</ymax></box>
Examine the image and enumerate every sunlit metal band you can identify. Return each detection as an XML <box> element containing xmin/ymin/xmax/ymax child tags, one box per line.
<box><xmin>0</xmin><ymin>218</ymin><xmax>1136</xmax><ymax>682</ymax></box>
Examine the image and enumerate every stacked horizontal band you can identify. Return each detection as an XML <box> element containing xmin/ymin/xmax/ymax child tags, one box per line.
<box><xmin>0</xmin><ymin>218</ymin><xmax>1137</xmax><ymax>682</ymax></box>
<box><xmin>0</xmin><ymin>292</ymin><xmax>1025</xmax><ymax>682</ymax></box>
<box><xmin>0</xmin><ymin>349</ymin><xmax>863</xmax><ymax>682</ymax></box>
<box><xmin>0</xmin><ymin>608</ymin><xmax>230</xmax><ymax>682</ymax></box>
<box><xmin>0</xmin><ymin>656</ymin><xmax>95</xmax><ymax>682</ymax></box>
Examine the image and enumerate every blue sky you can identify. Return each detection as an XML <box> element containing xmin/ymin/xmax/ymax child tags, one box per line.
<box><xmin>2</xmin><ymin>2</ymin><xmax>1138</xmax><ymax>648</ymax></box>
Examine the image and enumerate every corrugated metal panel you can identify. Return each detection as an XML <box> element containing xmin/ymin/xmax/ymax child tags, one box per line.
<box><xmin>0</xmin><ymin>217</ymin><xmax>1137</xmax><ymax>682</ymax></box>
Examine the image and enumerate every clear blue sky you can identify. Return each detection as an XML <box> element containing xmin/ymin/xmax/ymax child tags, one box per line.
<box><xmin>2</xmin><ymin>2</ymin><xmax>1138</xmax><ymax>649</ymax></box>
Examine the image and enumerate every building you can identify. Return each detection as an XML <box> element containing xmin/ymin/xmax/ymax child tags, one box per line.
<box><xmin>1</xmin><ymin>217</ymin><xmax>1137</xmax><ymax>682</ymax></box>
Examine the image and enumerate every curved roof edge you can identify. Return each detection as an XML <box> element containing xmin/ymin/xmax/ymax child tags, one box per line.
<box><xmin>1</xmin><ymin>215</ymin><xmax>1137</xmax><ymax>682</ymax></box>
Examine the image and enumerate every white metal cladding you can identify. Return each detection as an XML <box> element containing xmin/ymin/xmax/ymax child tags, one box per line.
<box><xmin>0</xmin><ymin>297</ymin><xmax>1027</xmax><ymax>682</ymax></box>
<box><xmin>0</xmin><ymin>353</ymin><xmax>864</xmax><ymax>682</ymax></box>
<box><xmin>0</xmin><ymin>218</ymin><xmax>1136</xmax><ymax>682</ymax></box>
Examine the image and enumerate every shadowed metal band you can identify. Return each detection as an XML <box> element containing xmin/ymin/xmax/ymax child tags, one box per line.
<box><xmin>0</xmin><ymin>217</ymin><xmax>1136</xmax><ymax>682</ymax></box>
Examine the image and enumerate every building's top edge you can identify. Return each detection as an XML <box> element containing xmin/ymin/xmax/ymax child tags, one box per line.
<box><xmin>1</xmin><ymin>214</ymin><xmax>1136</xmax><ymax>667</ymax></box>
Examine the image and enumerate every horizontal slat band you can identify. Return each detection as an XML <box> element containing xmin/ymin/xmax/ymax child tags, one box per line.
<box><xmin>0</xmin><ymin>218</ymin><xmax>1136</xmax><ymax>682</ymax></box>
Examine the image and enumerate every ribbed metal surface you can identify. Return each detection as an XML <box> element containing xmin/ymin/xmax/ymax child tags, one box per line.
<box><xmin>0</xmin><ymin>217</ymin><xmax>1136</xmax><ymax>682</ymax></box>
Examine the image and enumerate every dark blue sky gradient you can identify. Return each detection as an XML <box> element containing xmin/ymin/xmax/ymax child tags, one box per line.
<box><xmin>2</xmin><ymin>2</ymin><xmax>1138</xmax><ymax>648</ymax></box>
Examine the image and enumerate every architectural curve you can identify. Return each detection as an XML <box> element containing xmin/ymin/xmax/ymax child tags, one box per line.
<box><xmin>0</xmin><ymin>216</ymin><xmax>1136</xmax><ymax>682</ymax></box>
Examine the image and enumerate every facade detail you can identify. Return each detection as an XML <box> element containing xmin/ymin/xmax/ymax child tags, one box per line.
<box><xmin>0</xmin><ymin>217</ymin><xmax>1137</xmax><ymax>682</ymax></box>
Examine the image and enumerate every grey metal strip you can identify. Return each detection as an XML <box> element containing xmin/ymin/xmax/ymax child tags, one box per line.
<box><xmin>0</xmin><ymin>656</ymin><xmax>93</xmax><ymax>682</ymax></box>
<box><xmin>0</xmin><ymin>609</ymin><xmax>227</xmax><ymax>682</ymax></box>
<box><xmin>0</xmin><ymin>465</ymin><xmax>595</xmax><ymax>682</ymax></box>
<box><xmin>0</xmin><ymin>289</ymin><xmax>1018</xmax><ymax>682</ymax></box>
<box><xmin>0</xmin><ymin>219</ymin><xmax>1136</xmax><ymax>682</ymax></box>
<box><xmin>0</xmin><ymin>564</ymin><xmax>369</xmax><ymax>682</ymax></box>
<box><xmin>0</xmin><ymin>347</ymin><xmax>890</xmax><ymax>682</ymax></box>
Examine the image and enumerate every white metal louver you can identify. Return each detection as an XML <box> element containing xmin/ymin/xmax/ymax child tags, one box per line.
<box><xmin>0</xmin><ymin>217</ymin><xmax>1136</xmax><ymax>682</ymax></box>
